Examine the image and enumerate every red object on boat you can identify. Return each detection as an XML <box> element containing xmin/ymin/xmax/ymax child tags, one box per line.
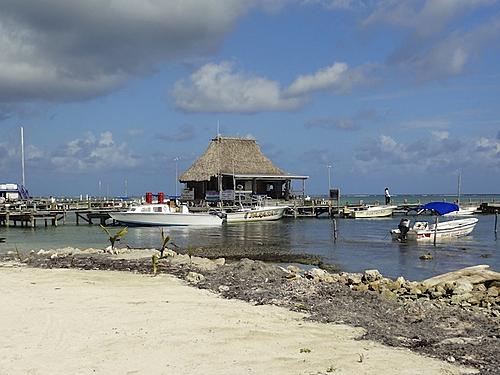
<box><xmin>158</xmin><ymin>192</ymin><xmax>165</xmax><ymax>204</ymax></box>
<box><xmin>145</xmin><ymin>192</ymin><xmax>153</xmax><ymax>204</ymax></box>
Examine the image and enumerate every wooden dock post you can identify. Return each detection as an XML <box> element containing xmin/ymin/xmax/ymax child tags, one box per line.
<box><xmin>333</xmin><ymin>218</ymin><xmax>338</xmax><ymax>241</ymax></box>
<box><xmin>495</xmin><ymin>210</ymin><xmax>498</xmax><ymax>239</ymax></box>
<box><xmin>433</xmin><ymin>216</ymin><xmax>439</xmax><ymax>247</ymax></box>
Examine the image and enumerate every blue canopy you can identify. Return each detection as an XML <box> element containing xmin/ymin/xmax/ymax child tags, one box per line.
<box><xmin>420</xmin><ymin>202</ymin><xmax>459</xmax><ymax>216</ymax></box>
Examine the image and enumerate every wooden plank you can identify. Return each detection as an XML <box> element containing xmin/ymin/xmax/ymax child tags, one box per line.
<box><xmin>422</xmin><ymin>265</ymin><xmax>500</xmax><ymax>287</ymax></box>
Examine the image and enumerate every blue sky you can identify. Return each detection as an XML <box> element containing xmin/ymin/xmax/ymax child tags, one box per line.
<box><xmin>0</xmin><ymin>0</ymin><xmax>499</xmax><ymax>196</ymax></box>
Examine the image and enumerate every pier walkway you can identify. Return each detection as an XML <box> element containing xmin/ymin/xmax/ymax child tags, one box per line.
<box><xmin>0</xmin><ymin>198</ymin><xmax>128</xmax><ymax>228</ymax></box>
<box><xmin>0</xmin><ymin>197</ymin><xmax>498</xmax><ymax>228</ymax></box>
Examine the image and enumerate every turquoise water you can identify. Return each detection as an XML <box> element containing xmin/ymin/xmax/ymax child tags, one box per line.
<box><xmin>1</xmin><ymin>195</ymin><xmax>498</xmax><ymax>280</ymax></box>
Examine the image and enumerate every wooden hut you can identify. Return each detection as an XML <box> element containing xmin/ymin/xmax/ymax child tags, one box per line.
<box><xmin>179</xmin><ymin>136</ymin><xmax>308</xmax><ymax>203</ymax></box>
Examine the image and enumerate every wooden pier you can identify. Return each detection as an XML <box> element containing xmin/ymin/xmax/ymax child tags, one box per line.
<box><xmin>0</xmin><ymin>211</ymin><xmax>63</xmax><ymax>228</ymax></box>
<box><xmin>0</xmin><ymin>196</ymin><xmax>497</xmax><ymax>229</ymax></box>
<box><xmin>479</xmin><ymin>202</ymin><xmax>500</xmax><ymax>214</ymax></box>
<box><xmin>0</xmin><ymin>198</ymin><xmax>129</xmax><ymax>228</ymax></box>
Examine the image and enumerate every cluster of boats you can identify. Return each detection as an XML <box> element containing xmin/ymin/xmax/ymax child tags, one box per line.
<box><xmin>110</xmin><ymin>200</ymin><xmax>480</xmax><ymax>243</ymax></box>
<box><xmin>343</xmin><ymin>202</ymin><xmax>479</xmax><ymax>242</ymax></box>
<box><xmin>109</xmin><ymin>201</ymin><xmax>288</xmax><ymax>227</ymax></box>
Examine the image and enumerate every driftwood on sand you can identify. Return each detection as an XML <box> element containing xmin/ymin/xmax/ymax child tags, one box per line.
<box><xmin>423</xmin><ymin>265</ymin><xmax>500</xmax><ymax>288</ymax></box>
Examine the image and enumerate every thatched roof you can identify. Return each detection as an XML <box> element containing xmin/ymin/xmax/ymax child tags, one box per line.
<box><xmin>179</xmin><ymin>136</ymin><xmax>292</xmax><ymax>182</ymax></box>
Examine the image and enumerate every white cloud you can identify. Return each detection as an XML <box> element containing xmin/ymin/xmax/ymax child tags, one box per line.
<box><xmin>286</xmin><ymin>63</ymin><xmax>349</xmax><ymax>96</ymax></box>
<box><xmin>431</xmin><ymin>131</ymin><xmax>449</xmax><ymax>141</ymax></box>
<box><xmin>303</xmin><ymin>0</ymin><xmax>375</xmax><ymax>10</ymax></box>
<box><xmin>0</xmin><ymin>0</ymin><xmax>254</xmax><ymax>104</ymax></box>
<box><xmin>171</xmin><ymin>62</ymin><xmax>305</xmax><ymax>113</ymax></box>
<box><xmin>171</xmin><ymin>61</ymin><xmax>372</xmax><ymax>113</ymax></box>
<box><xmin>50</xmin><ymin>132</ymin><xmax>140</xmax><ymax>172</ymax></box>
<box><xmin>400</xmin><ymin>118</ymin><xmax>450</xmax><ymax>130</ymax></box>
<box><xmin>362</xmin><ymin>0</ymin><xmax>495</xmax><ymax>36</ymax></box>
<box><xmin>0</xmin><ymin>140</ymin><xmax>45</xmax><ymax>177</ymax></box>
<box><xmin>355</xmin><ymin>131</ymin><xmax>500</xmax><ymax>174</ymax></box>
<box><xmin>409</xmin><ymin>19</ymin><xmax>500</xmax><ymax>81</ymax></box>
<box><xmin>475</xmin><ymin>136</ymin><xmax>500</xmax><ymax>158</ymax></box>
<box><xmin>361</xmin><ymin>0</ymin><xmax>500</xmax><ymax>82</ymax></box>
<box><xmin>0</xmin><ymin>142</ymin><xmax>17</xmax><ymax>171</ymax></box>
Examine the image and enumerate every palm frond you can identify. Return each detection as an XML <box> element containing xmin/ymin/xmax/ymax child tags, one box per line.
<box><xmin>100</xmin><ymin>224</ymin><xmax>112</xmax><ymax>237</ymax></box>
<box><xmin>115</xmin><ymin>227</ymin><xmax>128</xmax><ymax>238</ymax></box>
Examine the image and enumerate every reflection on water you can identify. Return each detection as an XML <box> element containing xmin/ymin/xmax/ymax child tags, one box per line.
<box><xmin>1</xmin><ymin>214</ymin><xmax>498</xmax><ymax>280</ymax></box>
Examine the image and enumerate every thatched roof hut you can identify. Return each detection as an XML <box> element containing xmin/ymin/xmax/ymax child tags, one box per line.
<box><xmin>180</xmin><ymin>136</ymin><xmax>288</xmax><ymax>182</ymax></box>
<box><xmin>179</xmin><ymin>136</ymin><xmax>307</xmax><ymax>201</ymax></box>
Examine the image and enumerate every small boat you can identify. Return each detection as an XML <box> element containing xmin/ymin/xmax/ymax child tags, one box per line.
<box><xmin>350</xmin><ymin>205</ymin><xmax>397</xmax><ymax>218</ymax></box>
<box><xmin>224</xmin><ymin>205</ymin><xmax>288</xmax><ymax>223</ymax></box>
<box><xmin>0</xmin><ymin>237</ymin><xmax>5</xmax><ymax>243</ymax></box>
<box><xmin>391</xmin><ymin>202</ymin><xmax>478</xmax><ymax>242</ymax></box>
<box><xmin>110</xmin><ymin>203</ymin><xmax>224</xmax><ymax>227</ymax></box>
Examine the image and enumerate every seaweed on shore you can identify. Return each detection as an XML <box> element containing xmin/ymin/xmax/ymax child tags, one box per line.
<box><xmin>2</xmin><ymin>250</ymin><xmax>499</xmax><ymax>375</ymax></box>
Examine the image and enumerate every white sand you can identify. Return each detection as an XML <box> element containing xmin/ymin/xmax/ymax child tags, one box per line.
<box><xmin>0</xmin><ymin>265</ymin><xmax>476</xmax><ymax>375</ymax></box>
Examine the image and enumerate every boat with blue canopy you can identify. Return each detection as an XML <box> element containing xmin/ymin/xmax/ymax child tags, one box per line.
<box><xmin>391</xmin><ymin>201</ymin><xmax>478</xmax><ymax>242</ymax></box>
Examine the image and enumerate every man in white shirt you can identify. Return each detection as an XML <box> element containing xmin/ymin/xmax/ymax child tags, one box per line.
<box><xmin>384</xmin><ymin>188</ymin><xmax>391</xmax><ymax>204</ymax></box>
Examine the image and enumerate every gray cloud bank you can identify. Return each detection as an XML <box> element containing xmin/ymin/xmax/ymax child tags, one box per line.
<box><xmin>0</xmin><ymin>0</ymin><xmax>252</xmax><ymax>105</ymax></box>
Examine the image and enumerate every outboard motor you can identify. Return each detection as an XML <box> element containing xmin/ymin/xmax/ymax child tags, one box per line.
<box><xmin>398</xmin><ymin>218</ymin><xmax>411</xmax><ymax>241</ymax></box>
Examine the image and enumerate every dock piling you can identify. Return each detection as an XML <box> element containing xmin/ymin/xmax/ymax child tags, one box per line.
<box><xmin>433</xmin><ymin>216</ymin><xmax>439</xmax><ymax>247</ymax></box>
<box><xmin>495</xmin><ymin>210</ymin><xmax>498</xmax><ymax>240</ymax></box>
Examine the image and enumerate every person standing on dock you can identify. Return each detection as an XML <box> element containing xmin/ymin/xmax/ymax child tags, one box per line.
<box><xmin>384</xmin><ymin>187</ymin><xmax>391</xmax><ymax>205</ymax></box>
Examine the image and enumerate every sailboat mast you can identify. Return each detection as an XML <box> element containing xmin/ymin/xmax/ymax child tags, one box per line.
<box><xmin>20</xmin><ymin>126</ymin><xmax>25</xmax><ymax>187</ymax></box>
<box><xmin>457</xmin><ymin>171</ymin><xmax>462</xmax><ymax>205</ymax></box>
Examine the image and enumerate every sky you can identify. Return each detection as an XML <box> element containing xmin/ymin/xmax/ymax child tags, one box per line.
<box><xmin>0</xmin><ymin>0</ymin><xmax>499</xmax><ymax>197</ymax></box>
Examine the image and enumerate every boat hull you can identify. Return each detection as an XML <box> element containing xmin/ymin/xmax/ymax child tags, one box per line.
<box><xmin>351</xmin><ymin>205</ymin><xmax>397</xmax><ymax>218</ymax></box>
<box><xmin>391</xmin><ymin>217</ymin><xmax>478</xmax><ymax>242</ymax></box>
<box><xmin>225</xmin><ymin>206</ymin><xmax>287</xmax><ymax>223</ymax></box>
<box><xmin>110</xmin><ymin>212</ymin><xmax>223</xmax><ymax>227</ymax></box>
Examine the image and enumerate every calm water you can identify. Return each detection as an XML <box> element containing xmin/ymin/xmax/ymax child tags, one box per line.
<box><xmin>1</xmin><ymin>211</ymin><xmax>498</xmax><ymax>281</ymax></box>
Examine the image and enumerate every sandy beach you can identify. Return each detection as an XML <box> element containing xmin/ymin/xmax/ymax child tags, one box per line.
<box><xmin>0</xmin><ymin>264</ymin><xmax>475</xmax><ymax>375</ymax></box>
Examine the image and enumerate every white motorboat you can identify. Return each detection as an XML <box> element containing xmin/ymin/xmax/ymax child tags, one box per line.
<box><xmin>350</xmin><ymin>205</ymin><xmax>397</xmax><ymax>218</ymax></box>
<box><xmin>391</xmin><ymin>217</ymin><xmax>478</xmax><ymax>242</ymax></box>
<box><xmin>224</xmin><ymin>205</ymin><xmax>288</xmax><ymax>223</ymax></box>
<box><xmin>110</xmin><ymin>204</ymin><xmax>224</xmax><ymax>226</ymax></box>
<box><xmin>391</xmin><ymin>202</ymin><xmax>478</xmax><ymax>242</ymax></box>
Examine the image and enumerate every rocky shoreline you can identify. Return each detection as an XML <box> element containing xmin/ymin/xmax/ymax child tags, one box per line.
<box><xmin>3</xmin><ymin>247</ymin><xmax>499</xmax><ymax>374</ymax></box>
